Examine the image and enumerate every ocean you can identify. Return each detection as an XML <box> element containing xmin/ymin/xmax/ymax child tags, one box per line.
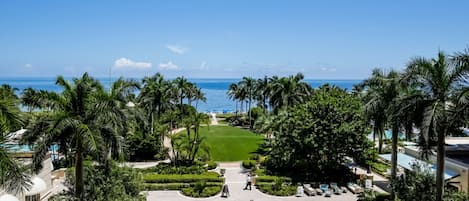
<box><xmin>0</xmin><ymin>78</ymin><xmax>361</xmax><ymax>112</ymax></box>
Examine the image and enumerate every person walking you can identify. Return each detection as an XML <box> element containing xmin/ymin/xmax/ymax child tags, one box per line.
<box><xmin>221</xmin><ymin>184</ymin><xmax>230</xmax><ymax>197</ymax></box>
<box><xmin>244</xmin><ymin>173</ymin><xmax>252</xmax><ymax>190</ymax></box>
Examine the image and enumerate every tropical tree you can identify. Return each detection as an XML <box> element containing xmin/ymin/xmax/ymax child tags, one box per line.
<box><xmin>255</xmin><ymin>76</ymin><xmax>270</xmax><ymax>113</ymax></box>
<box><xmin>138</xmin><ymin>73</ymin><xmax>171</xmax><ymax>134</ymax></box>
<box><xmin>269</xmin><ymin>73</ymin><xmax>312</xmax><ymax>112</ymax></box>
<box><xmin>0</xmin><ymin>86</ymin><xmax>29</xmax><ymax>194</ymax></box>
<box><xmin>403</xmin><ymin>50</ymin><xmax>469</xmax><ymax>201</ymax></box>
<box><xmin>239</xmin><ymin>77</ymin><xmax>256</xmax><ymax>128</ymax></box>
<box><xmin>23</xmin><ymin>73</ymin><xmax>131</xmax><ymax>199</ymax></box>
<box><xmin>227</xmin><ymin>83</ymin><xmax>241</xmax><ymax>118</ymax></box>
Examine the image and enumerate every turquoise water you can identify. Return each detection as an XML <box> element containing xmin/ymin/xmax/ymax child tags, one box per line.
<box><xmin>0</xmin><ymin>77</ymin><xmax>361</xmax><ymax>112</ymax></box>
<box><xmin>1</xmin><ymin>144</ymin><xmax>60</xmax><ymax>160</ymax></box>
<box><xmin>369</xmin><ymin>130</ymin><xmax>405</xmax><ymax>140</ymax></box>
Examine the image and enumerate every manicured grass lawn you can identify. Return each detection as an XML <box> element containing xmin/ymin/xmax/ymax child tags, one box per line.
<box><xmin>179</xmin><ymin>126</ymin><xmax>264</xmax><ymax>161</ymax></box>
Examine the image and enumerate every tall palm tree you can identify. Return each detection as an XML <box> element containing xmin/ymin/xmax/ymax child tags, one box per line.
<box><xmin>239</xmin><ymin>77</ymin><xmax>256</xmax><ymax>128</ymax></box>
<box><xmin>227</xmin><ymin>83</ymin><xmax>240</xmax><ymax>118</ymax></box>
<box><xmin>0</xmin><ymin>90</ymin><xmax>29</xmax><ymax>194</ymax></box>
<box><xmin>173</xmin><ymin>76</ymin><xmax>191</xmax><ymax>123</ymax></box>
<box><xmin>358</xmin><ymin>69</ymin><xmax>394</xmax><ymax>153</ymax></box>
<box><xmin>255</xmin><ymin>76</ymin><xmax>270</xmax><ymax>113</ymax></box>
<box><xmin>403</xmin><ymin>50</ymin><xmax>469</xmax><ymax>201</ymax></box>
<box><xmin>269</xmin><ymin>73</ymin><xmax>312</xmax><ymax>112</ymax></box>
<box><xmin>138</xmin><ymin>73</ymin><xmax>171</xmax><ymax>134</ymax></box>
<box><xmin>24</xmin><ymin>73</ymin><xmax>128</xmax><ymax>199</ymax></box>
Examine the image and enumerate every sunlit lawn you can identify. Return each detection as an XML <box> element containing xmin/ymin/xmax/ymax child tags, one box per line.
<box><xmin>179</xmin><ymin>126</ymin><xmax>264</xmax><ymax>161</ymax></box>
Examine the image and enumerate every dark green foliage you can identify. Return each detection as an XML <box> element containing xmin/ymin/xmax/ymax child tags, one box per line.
<box><xmin>264</xmin><ymin>85</ymin><xmax>371</xmax><ymax>182</ymax></box>
<box><xmin>256</xmin><ymin>182</ymin><xmax>296</xmax><ymax>196</ymax></box>
<box><xmin>127</xmin><ymin>130</ymin><xmax>162</xmax><ymax>161</ymax></box>
<box><xmin>242</xmin><ymin>160</ymin><xmax>256</xmax><ymax>169</ymax></box>
<box><xmin>142</xmin><ymin>172</ymin><xmax>222</xmax><ymax>183</ymax></box>
<box><xmin>142</xmin><ymin>163</ymin><xmax>207</xmax><ymax>174</ymax></box>
<box><xmin>181</xmin><ymin>185</ymin><xmax>221</xmax><ymax>198</ymax></box>
<box><xmin>57</xmin><ymin>162</ymin><xmax>144</xmax><ymax>201</ymax></box>
<box><xmin>206</xmin><ymin>161</ymin><xmax>217</xmax><ymax>170</ymax></box>
<box><xmin>142</xmin><ymin>182</ymin><xmax>222</xmax><ymax>191</ymax></box>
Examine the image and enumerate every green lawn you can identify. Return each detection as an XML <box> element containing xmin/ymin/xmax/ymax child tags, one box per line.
<box><xmin>179</xmin><ymin>126</ymin><xmax>264</xmax><ymax>161</ymax></box>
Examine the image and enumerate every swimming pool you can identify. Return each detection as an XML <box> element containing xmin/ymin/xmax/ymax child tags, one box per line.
<box><xmin>1</xmin><ymin>144</ymin><xmax>60</xmax><ymax>160</ymax></box>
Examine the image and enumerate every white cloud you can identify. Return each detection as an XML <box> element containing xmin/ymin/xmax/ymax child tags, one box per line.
<box><xmin>321</xmin><ymin>67</ymin><xmax>337</xmax><ymax>72</ymax></box>
<box><xmin>113</xmin><ymin>57</ymin><xmax>152</xmax><ymax>69</ymax></box>
<box><xmin>165</xmin><ymin>45</ymin><xmax>188</xmax><ymax>54</ymax></box>
<box><xmin>199</xmin><ymin>61</ymin><xmax>208</xmax><ymax>70</ymax></box>
<box><xmin>24</xmin><ymin>64</ymin><xmax>33</xmax><ymax>68</ymax></box>
<box><xmin>158</xmin><ymin>61</ymin><xmax>179</xmax><ymax>70</ymax></box>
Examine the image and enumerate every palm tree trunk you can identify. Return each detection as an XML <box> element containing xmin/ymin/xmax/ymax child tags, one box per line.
<box><xmin>75</xmin><ymin>136</ymin><xmax>84</xmax><ymax>199</ymax></box>
<box><xmin>390</xmin><ymin>123</ymin><xmax>399</xmax><ymax>200</ymax></box>
<box><xmin>248</xmin><ymin>98</ymin><xmax>252</xmax><ymax>128</ymax></box>
<box><xmin>378</xmin><ymin>127</ymin><xmax>384</xmax><ymax>153</ymax></box>
<box><xmin>436</xmin><ymin>127</ymin><xmax>447</xmax><ymax>201</ymax></box>
<box><xmin>373</xmin><ymin>124</ymin><xmax>378</xmax><ymax>143</ymax></box>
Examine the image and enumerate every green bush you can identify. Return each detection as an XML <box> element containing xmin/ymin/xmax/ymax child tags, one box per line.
<box><xmin>181</xmin><ymin>185</ymin><xmax>222</xmax><ymax>198</ymax></box>
<box><xmin>256</xmin><ymin>175</ymin><xmax>291</xmax><ymax>183</ymax></box>
<box><xmin>142</xmin><ymin>164</ymin><xmax>208</xmax><ymax>174</ymax></box>
<box><xmin>242</xmin><ymin>160</ymin><xmax>256</xmax><ymax>169</ymax></box>
<box><xmin>375</xmin><ymin>193</ymin><xmax>391</xmax><ymax>201</ymax></box>
<box><xmin>142</xmin><ymin>172</ymin><xmax>223</xmax><ymax>183</ymax></box>
<box><xmin>256</xmin><ymin>182</ymin><xmax>296</xmax><ymax>196</ymax></box>
<box><xmin>207</xmin><ymin>161</ymin><xmax>217</xmax><ymax>170</ymax></box>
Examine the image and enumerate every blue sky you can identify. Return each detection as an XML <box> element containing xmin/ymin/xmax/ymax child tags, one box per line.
<box><xmin>1</xmin><ymin>0</ymin><xmax>468</xmax><ymax>79</ymax></box>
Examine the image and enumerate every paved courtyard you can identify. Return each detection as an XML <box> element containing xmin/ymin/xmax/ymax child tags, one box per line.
<box><xmin>146</xmin><ymin>162</ymin><xmax>360</xmax><ymax>201</ymax></box>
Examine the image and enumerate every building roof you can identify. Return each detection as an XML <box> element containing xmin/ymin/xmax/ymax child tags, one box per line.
<box><xmin>379</xmin><ymin>153</ymin><xmax>459</xmax><ymax>180</ymax></box>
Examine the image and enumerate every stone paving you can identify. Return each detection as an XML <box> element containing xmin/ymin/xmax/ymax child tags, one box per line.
<box><xmin>146</xmin><ymin>162</ymin><xmax>360</xmax><ymax>201</ymax></box>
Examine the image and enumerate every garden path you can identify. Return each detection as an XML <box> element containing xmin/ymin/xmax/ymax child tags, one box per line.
<box><xmin>146</xmin><ymin>162</ymin><xmax>359</xmax><ymax>201</ymax></box>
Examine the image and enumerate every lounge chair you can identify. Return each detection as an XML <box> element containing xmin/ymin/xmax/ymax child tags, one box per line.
<box><xmin>340</xmin><ymin>186</ymin><xmax>348</xmax><ymax>193</ymax></box>
<box><xmin>330</xmin><ymin>183</ymin><xmax>341</xmax><ymax>195</ymax></box>
<box><xmin>325</xmin><ymin>189</ymin><xmax>332</xmax><ymax>197</ymax></box>
<box><xmin>319</xmin><ymin>184</ymin><xmax>329</xmax><ymax>192</ymax></box>
<box><xmin>347</xmin><ymin>182</ymin><xmax>362</xmax><ymax>194</ymax></box>
<box><xmin>303</xmin><ymin>184</ymin><xmax>315</xmax><ymax>196</ymax></box>
<box><xmin>315</xmin><ymin>188</ymin><xmax>323</xmax><ymax>195</ymax></box>
<box><xmin>296</xmin><ymin>185</ymin><xmax>305</xmax><ymax>197</ymax></box>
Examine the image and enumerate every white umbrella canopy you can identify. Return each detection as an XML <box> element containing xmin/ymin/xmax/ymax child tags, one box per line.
<box><xmin>24</xmin><ymin>177</ymin><xmax>47</xmax><ymax>196</ymax></box>
<box><xmin>0</xmin><ymin>194</ymin><xmax>20</xmax><ymax>201</ymax></box>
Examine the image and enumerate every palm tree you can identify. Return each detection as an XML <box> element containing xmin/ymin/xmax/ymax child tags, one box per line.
<box><xmin>173</xmin><ymin>76</ymin><xmax>191</xmax><ymax>123</ymax></box>
<box><xmin>403</xmin><ymin>50</ymin><xmax>469</xmax><ymax>201</ymax></box>
<box><xmin>138</xmin><ymin>73</ymin><xmax>171</xmax><ymax>134</ymax></box>
<box><xmin>24</xmin><ymin>73</ymin><xmax>128</xmax><ymax>199</ymax></box>
<box><xmin>358</xmin><ymin>69</ymin><xmax>394</xmax><ymax>153</ymax></box>
<box><xmin>269</xmin><ymin>73</ymin><xmax>312</xmax><ymax>112</ymax></box>
<box><xmin>0</xmin><ymin>90</ymin><xmax>29</xmax><ymax>194</ymax></box>
<box><xmin>227</xmin><ymin>83</ymin><xmax>240</xmax><ymax>118</ymax></box>
<box><xmin>255</xmin><ymin>76</ymin><xmax>270</xmax><ymax>113</ymax></box>
<box><xmin>239</xmin><ymin>77</ymin><xmax>256</xmax><ymax>128</ymax></box>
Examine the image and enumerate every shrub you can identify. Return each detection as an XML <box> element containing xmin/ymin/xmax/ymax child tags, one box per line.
<box><xmin>256</xmin><ymin>182</ymin><xmax>296</xmax><ymax>196</ymax></box>
<box><xmin>142</xmin><ymin>164</ymin><xmax>207</xmax><ymax>174</ymax></box>
<box><xmin>142</xmin><ymin>172</ymin><xmax>223</xmax><ymax>183</ymax></box>
<box><xmin>142</xmin><ymin>182</ymin><xmax>223</xmax><ymax>191</ymax></box>
<box><xmin>207</xmin><ymin>161</ymin><xmax>217</xmax><ymax>170</ymax></box>
<box><xmin>256</xmin><ymin>175</ymin><xmax>291</xmax><ymax>183</ymax></box>
<box><xmin>181</xmin><ymin>185</ymin><xmax>222</xmax><ymax>197</ymax></box>
<box><xmin>242</xmin><ymin>160</ymin><xmax>256</xmax><ymax>169</ymax></box>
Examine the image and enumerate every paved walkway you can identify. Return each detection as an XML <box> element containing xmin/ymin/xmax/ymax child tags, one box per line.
<box><xmin>146</xmin><ymin>162</ymin><xmax>360</xmax><ymax>201</ymax></box>
<box><xmin>210</xmin><ymin>113</ymin><xmax>219</xmax><ymax>125</ymax></box>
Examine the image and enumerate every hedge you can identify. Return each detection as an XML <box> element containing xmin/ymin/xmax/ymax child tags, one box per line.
<box><xmin>143</xmin><ymin>172</ymin><xmax>223</xmax><ymax>183</ymax></box>
<box><xmin>242</xmin><ymin>160</ymin><xmax>256</xmax><ymax>169</ymax></box>
<box><xmin>255</xmin><ymin>175</ymin><xmax>292</xmax><ymax>183</ymax></box>
<box><xmin>256</xmin><ymin>182</ymin><xmax>296</xmax><ymax>196</ymax></box>
<box><xmin>207</xmin><ymin>161</ymin><xmax>217</xmax><ymax>170</ymax></box>
<box><xmin>181</xmin><ymin>185</ymin><xmax>222</xmax><ymax>198</ymax></box>
<box><xmin>143</xmin><ymin>182</ymin><xmax>223</xmax><ymax>191</ymax></box>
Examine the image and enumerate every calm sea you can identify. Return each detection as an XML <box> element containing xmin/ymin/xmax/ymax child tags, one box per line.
<box><xmin>0</xmin><ymin>78</ymin><xmax>360</xmax><ymax>112</ymax></box>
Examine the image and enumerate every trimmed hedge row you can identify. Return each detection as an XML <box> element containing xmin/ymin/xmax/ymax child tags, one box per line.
<box><xmin>143</xmin><ymin>172</ymin><xmax>223</xmax><ymax>183</ymax></box>
<box><xmin>242</xmin><ymin>160</ymin><xmax>256</xmax><ymax>169</ymax></box>
<box><xmin>181</xmin><ymin>186</ymin><xmax>222</xmax><ymax>198</ymax></box>
<box><xmin>255</xmin><ymin>176</ymin><xmax>292</xmax><ymax>183</ymax></box>
<box><xmin>143</xmin><ymin>182</ymin><xmax>223</xmax><ymax>191</ymax></box>
<box><xmin>256</xmin><ymin>182</ymin><xmax>296</xmax><ymax>196</ymax></box>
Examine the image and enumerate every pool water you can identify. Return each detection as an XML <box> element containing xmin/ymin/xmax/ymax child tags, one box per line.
<box><xmin>369</xmin><ymin>130</ymin><xmax>405</xmax><ymax>140</ymax></box>
<box><xmin>1</xmin><ymin>144</ymin><xmax>60</xmax><ymax>160</ymax></box>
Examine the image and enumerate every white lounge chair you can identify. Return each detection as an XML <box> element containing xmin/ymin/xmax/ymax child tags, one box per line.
<box><xmin>303</xmin><ymin>184</ymin><xmax>315</xmax><ymax>196</ymax></box>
